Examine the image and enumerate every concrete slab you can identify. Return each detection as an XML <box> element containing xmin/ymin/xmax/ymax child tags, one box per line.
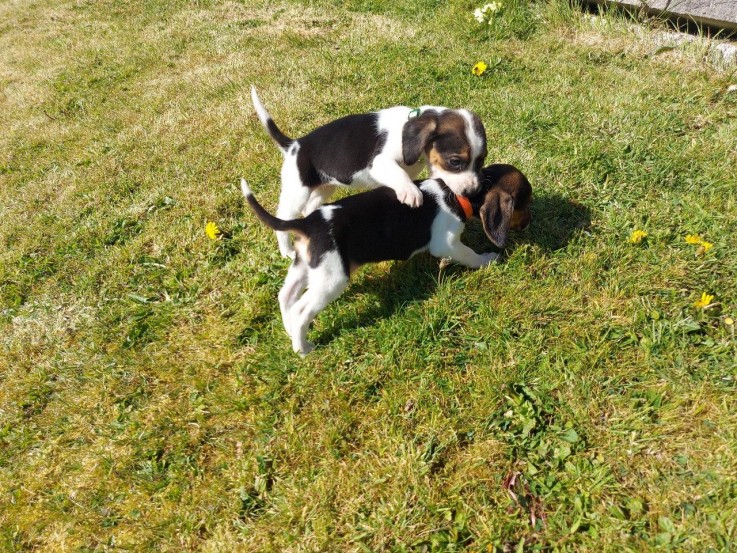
<box><xmin>590</xmin><ymin>0</ymin><xmax>737</xmax><ymax>31</ymax></box>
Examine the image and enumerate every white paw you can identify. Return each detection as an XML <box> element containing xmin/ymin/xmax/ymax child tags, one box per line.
<box><xmin>481</xmin><ymin>252</ymin><xmax>500</xmax><ymax>266</ymax></box>
<box><xmin>294</xmin><ymin>341</ymin><xmax>315</xmax><ymax>356</ymax></box>
<box><xmin>395</xmin><ymin>184</ymin><xmax>423</xmax><ymax>208</ymax></box>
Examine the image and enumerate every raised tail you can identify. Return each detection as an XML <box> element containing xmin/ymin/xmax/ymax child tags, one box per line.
<box><xmin>250</xmin><ymin>86</ymin><xmax>293</xmax><ymax>153</ymax></box>
<box><xmin>240</xmin><ymin>179</ymin><xmax>301</xmax><ymax>233</ymax></box>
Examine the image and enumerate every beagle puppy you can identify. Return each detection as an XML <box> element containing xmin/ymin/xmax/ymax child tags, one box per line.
<box><xmin>239</xmin><ymin>163</ymin><xmax>532</xmax><ymax>355</ymax></box>
<box><xmin>250</xmin><ymin>86</ymin><xmax>488</xmax><ymax>257</ymax></box>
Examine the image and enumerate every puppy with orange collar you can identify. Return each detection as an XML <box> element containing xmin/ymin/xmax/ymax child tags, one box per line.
<box><xmin>251</xmin><ymin>87</ymin><xmax>488</xmax><ymax>258</ymax></box>
<box><xmin>240</xmin><ymin>164</ymin><xmax>532</xmax><ymax>355</ymax></box>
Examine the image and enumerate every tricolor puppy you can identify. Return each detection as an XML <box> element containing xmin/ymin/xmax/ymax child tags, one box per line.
<box><xmin>239</xmin><ymin>163</ymin><xmax>532</xmax><ymax>355</ymax></box>
<box><xmin>250</xmin><ymin>86</ymin><xmax>488</xmax><ymax>257</ymax></box>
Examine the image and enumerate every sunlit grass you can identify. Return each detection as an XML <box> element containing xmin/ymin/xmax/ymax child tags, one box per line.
<box><xmin>1</xmin><ymin>0</ymin><xmax>736</xmax><ymax>550</ymax></box>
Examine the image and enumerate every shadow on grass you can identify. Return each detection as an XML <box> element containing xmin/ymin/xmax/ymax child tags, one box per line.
<box><xmin>312</xmin><ymin>254</ymin><xmax>440</xmax><ymax>346</ymax></box>
<box><xmin>463</xmin><ymin>192</ymin><xmax>592</xmax><ymax>253</ymax></box>
<box><xmin>250</xmin><ymin>193</ymin><xmax>591</xmax><ymax>347</ymax></box>
<box><xmin>527</xmin><ymin>193</ymin><xmax>592</xmax><ymax>251</ymax></box>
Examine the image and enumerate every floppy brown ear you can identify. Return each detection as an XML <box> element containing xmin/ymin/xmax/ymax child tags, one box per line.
<box><xmin>480</xmin><ymin>189</ymin><xmax>514</xmax><ymax>248</ymax></box>
<box><xmin>402</xmin><ymin>112</ymin><xmax>438</xmax><ymax>166</ymax></box>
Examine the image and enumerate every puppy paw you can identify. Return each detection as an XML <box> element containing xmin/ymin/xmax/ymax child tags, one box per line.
<box><xmin>395</xmin><ymin>184</ymin><xmax>423</xmax><ymax>208</ymax></box>
<box><xmin>481</xmin><ymin>252</ymin><xmax>500</xmax><ymax>266</ymax></box>
<box><xmin>295</xmin><ymin>341</ymin><xmax>315</xmax><ymax>356</ymax></box>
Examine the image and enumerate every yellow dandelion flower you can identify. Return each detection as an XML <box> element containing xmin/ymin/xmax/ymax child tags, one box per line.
<box><xmin>630</xmin><ymin>229</ymin><xmax>648</xmax><ymax>244</ymax></box>
<box><xmin>724</xmin><ymin>317</ymin><xmax>735</xmax><ymax>326</ymax></box>
<box><xmin>472</xmin><ymin>61</ymin><xmax>488</xmax><ymax>76</ymax></box>
<box><xmin>693</xmin><ymin>292</ymin><xmax>714</xmax><ymax>309</ymax></box>
<box><xmin>205</xmin><ymin>221</ymin><xmax>220</xmax><ymax>240</ymax></box>
<box><xmin>685</xmin><ymin>234</ymin><xmax>713</xmax><ymax>255</ymax></box>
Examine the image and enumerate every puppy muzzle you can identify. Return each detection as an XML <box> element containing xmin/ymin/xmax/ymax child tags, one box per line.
<box><xmin>430</xmin><ymin>169</ymin><xmax>480</xmax><ymax>196</ymax></box>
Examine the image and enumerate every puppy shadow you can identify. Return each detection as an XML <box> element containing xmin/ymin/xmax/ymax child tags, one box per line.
<box><xmin>464</xmin><ymin>192</ymin><xmax>592</xmax><ymax>253</ymax></box>
<box><xmin>311</xmin><ymin>193</ymin><xmax>591</xmax><ymax>346</ymax></box>
<box><xmin>528</xmin><ymin>193</ymin><xmax>592</xmax><ymax>251</ymax></box>
<box><xmin>312</xmin><ymin>254</ymin><xmax>441</xmax><ymax>346</ymax></box>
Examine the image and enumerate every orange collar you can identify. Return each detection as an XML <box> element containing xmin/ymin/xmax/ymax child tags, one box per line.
<box><xmin>456</xmin><ymin>194</ymin><xmax>473</xmax><ymax>220</ymax></box>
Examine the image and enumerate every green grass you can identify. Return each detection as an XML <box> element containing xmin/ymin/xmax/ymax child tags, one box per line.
<box><xmin>2</xmin><ymin>0</ymin><xmax>737</xmax><ymax>550</ymax></box>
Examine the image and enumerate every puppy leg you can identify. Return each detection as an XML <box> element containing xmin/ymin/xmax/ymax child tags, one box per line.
<box><xmin>278</xmin><ymin>259</ymin><xmax>308</xmax><ymax>338</ymax></box>
<box><xmin>289</xmin><ymin>284</ymin><xmax>349</xmax><ymax>355</ymax></box>
<box><xmin>288</xmin><ymin>254</ymin><xmax>349</xmax><ymax>355</ymax></box>
<box><xmin>430</xmin><ymin>237</ymin><xmax>499</xmax><ymax>268</ymax></box>
<box><xmin>275</xmin><ymin>153</ymin><xmax>312</xmax><ymax>258</ymax></box>
<box><xmin>302</xmin><ymin>184</ymin><xmax>337</xmax><ymax>216</ymax></box>
<box><xmin>369</xmin><ymin>155</ymin><xmax>423</xmax><ymax>208</ymax></box>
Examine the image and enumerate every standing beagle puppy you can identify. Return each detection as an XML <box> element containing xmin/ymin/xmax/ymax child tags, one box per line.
<box><xmin>250</xmin><ymin>87</ymin><xmax>488</xmax><ymax>257</ymax></box>
<box><xmin>239</xmin><ymin>164</ymin><xmax>532</xmax><ymax>355</ymax></box>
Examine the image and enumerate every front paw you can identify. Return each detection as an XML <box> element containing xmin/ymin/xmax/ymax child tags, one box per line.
<box><xmin>481</xmin><ymin>252</ymin><xmax>499</xmax><ymax>266</ymax></box>
<box><xmin>396</xmin><ymin>184</ymin><xmax>423</xmax><ymax>208</ymax></box>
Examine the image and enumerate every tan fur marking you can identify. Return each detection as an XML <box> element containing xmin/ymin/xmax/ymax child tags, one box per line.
<box><xmin>427</xmin><ymin>112</ymin><xmax>471</xmax><ymax>170</ymax></box>
<box><xmin>294</xmin><ymin>235</ymin><xmax>311</xmax><ymax>264</ymax></box>
<box><xmin>428</xmin><ymin>147</ymin><xmax>444</xmax><ymax>168</ymax></box>
<box><xmin>437</xmin><ymin>111</ymin><xmax>469</xmax><ymax>139</ymax></box>
<box><xmin>510</xmin><ymin>208</ymin><xmax>532</xmax><ymax>230</ymax></box>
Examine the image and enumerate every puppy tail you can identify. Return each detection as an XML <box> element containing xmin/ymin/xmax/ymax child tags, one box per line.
<box><xmin>240</xmin><ymin>178</ymin><xmax>303</xmax><ymax>234</ymax></box>
<box><xmin>250</xmin><ymin>85</ymin><xmax>293</xmax><ymax>153</ymax></box>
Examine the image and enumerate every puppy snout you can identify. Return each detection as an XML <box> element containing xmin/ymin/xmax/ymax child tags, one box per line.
<box><xmin>461</xmin><ymin>172</ymin><xmax>480</xmax><ymax>194</ymax></box>
<box><xmin>471</xmin><ymin>173</ymin><xmax>480</xmax><ymax>189</ymax></box>
<box><xmin>431</xmin><ymin>169</ymin><xmax>479</xmax><ymax>195</ymax></box>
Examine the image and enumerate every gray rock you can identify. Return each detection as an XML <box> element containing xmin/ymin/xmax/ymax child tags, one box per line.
<box><xmin>714</xmin><ymin>42</ymin><xmax>737</xmax><ymax>64</ymax></box>
<box><xmin>591</xmin><ymin>0</ymin><xmax>737</xmax><ymax>30</ymax></box>
<box><xmin>645</xmin><ymin>27</ymin><xmax>737</xmax><ymax>67</ymax></box>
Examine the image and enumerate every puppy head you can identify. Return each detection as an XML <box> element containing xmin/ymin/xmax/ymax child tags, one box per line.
<box><xmin>402</xmin><ymin>109</ymin><xmax>487</xmax><ymax>196</ymax></box>
<box><xmin>470</xmin><ymin>164</ymin><xmax>532</xmax><ymax>248</ymax></box>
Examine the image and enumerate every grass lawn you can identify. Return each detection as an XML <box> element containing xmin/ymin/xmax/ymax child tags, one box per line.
<box><xmin>2</xmin><ymin>0</ymin><xmax>737</xmax><ymax>550</ymax></box>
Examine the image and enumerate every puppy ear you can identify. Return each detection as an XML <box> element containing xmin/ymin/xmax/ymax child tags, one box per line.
<box><xmin>480</xmin><ymin>189</ymin><xmax>514</xmax><ymax>248</ymax></box>
<box><xmin>402</xmin><ymin>112</ymin><xmax>438</xmax><ymax>166</ymax></box>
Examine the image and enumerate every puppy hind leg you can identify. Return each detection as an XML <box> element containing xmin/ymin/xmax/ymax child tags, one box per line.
<box><xmin>278</xmin><ymin>260</ymin><xmax>308</xmax><ymax>338</ymax></box>
<box><xmin>275</xmin><ymin>185</ymin><xmax>311</xmax><ymax>259</ymax></box>
<box><xmin>302</xmin><ymin>184</ymin><xmax>337</xmax><ymax>216</ymax></box>
<box><xmin>288</xmin><ymin>265</ymin><xmax>349</xmax><ymax>355</ymax></box>
<box><xmin>276</xmin><ymin>154</ymin><xmax>312</xmax><ymax>258</ymax></box>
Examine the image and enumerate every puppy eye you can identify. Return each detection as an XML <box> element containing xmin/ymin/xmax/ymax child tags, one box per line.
<box><xmin>448</xmin><ymin>157</ymin><xmax>465</xmax><ymax>169</ymax></box>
